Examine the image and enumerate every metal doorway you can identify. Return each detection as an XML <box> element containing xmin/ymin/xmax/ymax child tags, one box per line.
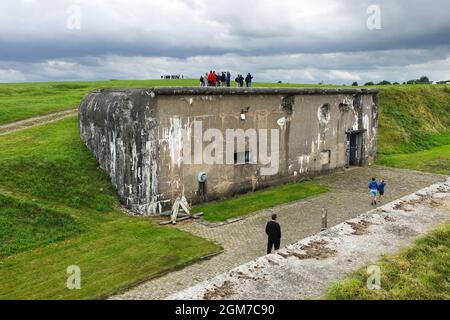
<box><xmin>346</xmin><ymin>131</ymin><xmax>364</xmax><ymax>166</ymax></box>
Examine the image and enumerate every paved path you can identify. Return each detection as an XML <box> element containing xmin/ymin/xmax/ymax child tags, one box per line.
<box><xmin>112</xmin><ymin>166</ymin><xmax>446</xmax><ymax>300</ymax></box>
<box><xmin>169</xmin><ymin>178</ymin><xmax>450</xmax><ymax>299</ymax></box>
<box><xmin>0</xmin><ymin>109</ymin><xmax>77</xmax><ymax>135</ymax></box>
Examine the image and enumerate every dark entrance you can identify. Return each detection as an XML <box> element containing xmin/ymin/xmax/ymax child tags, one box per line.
<box><xmin>346</xmin><ymin>131</ymin><xmax>364</xmax><ymax>166</ymax></box>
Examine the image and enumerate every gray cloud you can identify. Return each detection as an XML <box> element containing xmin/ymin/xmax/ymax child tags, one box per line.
<box><xmin>0</xmin><ymin>0</ymin><xmax>449</xmax><ymax>83</ymax></box>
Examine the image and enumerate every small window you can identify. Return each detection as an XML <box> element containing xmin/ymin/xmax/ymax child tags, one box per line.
<box><xmin>234</xmin><ymin>151</ymin><xmax>251</xmax><ymax>165</ymax></box>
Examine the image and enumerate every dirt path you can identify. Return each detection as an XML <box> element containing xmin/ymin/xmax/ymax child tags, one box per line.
<box><xmin>111</xmin><ymin>166</ymin><xmax>446</xmax><ymax>300</ymax></box>
<box><xmin>168</xmin><ymin>178</ymin><xmax>450</xmax><ymax>300</ymax></box>
<box><xmin>0</xmin><ymin>109</ymin><xmax>77</xmax><ymax>135</ymax></box>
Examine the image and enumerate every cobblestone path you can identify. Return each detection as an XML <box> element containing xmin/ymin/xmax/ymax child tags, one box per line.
<box><xmin>112</xmin><ymin>166</ymin><xmax>446</xmax><ymax>300</ymax></box>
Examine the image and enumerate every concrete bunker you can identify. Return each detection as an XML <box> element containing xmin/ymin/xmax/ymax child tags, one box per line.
<box><xmin>79</xmin><ymin>87</ymin><xmax>378</xmax><ymax>216</ymax></box>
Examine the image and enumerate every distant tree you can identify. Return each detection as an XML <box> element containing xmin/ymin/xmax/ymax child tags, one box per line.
<box><xmin>352</xmin><ymin>81</ymin><xmax>359</xmax><ymax>86</ymax></box>
<box><xmin>407</xmin><ymin>80</ymin><xmax>416</xmax><ymax>85</ymax></box>
<box><xmin>377</xmin><ymin>80</ymin><xmax>392</xmax><ymax>85</ymax></box>
<box><xmin>393</xmin><ymin>82</ymin><xmax>400</xmax><ymax>85</ymax></box>
<box><xmin>364</xmin><ymin>82</ymin><xmax>375</xmax><ymax>86</ymax></box>
<box><xmin>417</xmin><ymin>76</ymin><xmax>431</xmax><ymax>84</ymax></box>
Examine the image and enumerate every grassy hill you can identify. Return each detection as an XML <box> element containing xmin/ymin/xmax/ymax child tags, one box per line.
<box><xmin>376</xmin><ymin>86</ymin><xmax>450</xmax><ymax>174</ymax></box>
<box><xmin>0</xmin><ymin>80</ymin><xmax>448</xmax><ymax>299</ymax></box>
<box><xmin>378</xmin><ymin>86</ymin><xmax>450</xmax><ymax>155</ymax></box>
<box><xmin>0</xmin><ymin>117</ymin><xmax>221</xmax><ymax>299</ymax></box>
<box><xmin>1</xmin><ymin>79</ymin><xmax>447</xmax><ymax>172</ymax></box>
<box><xmin>0</xmin><ymin>79</ymin><xmax>348</xmax><ymax>125</ymax></box>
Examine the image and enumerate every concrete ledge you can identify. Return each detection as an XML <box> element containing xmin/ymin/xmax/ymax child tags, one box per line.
<box><xmin>92</xmin><ymin>87</ymin><xmax>379</xmax><ymax>96</ymax></box>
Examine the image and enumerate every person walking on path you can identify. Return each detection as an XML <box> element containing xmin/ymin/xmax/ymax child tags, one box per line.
<box><xmin>368</xmin><ymin>178</ymin><xmax>379</xmax><ymax>206</ymax></box>
<box><xmin>378</xmin><ymin>180</ymin><xmax>386</xmax><ymax>203</ymax></box>
<box><xmin>245</xmin><ymin>73</ymin><xmax>253</xmax><ymax>87</ymax></box>
<box><xmin>266</xmin><ymin>214</ymin><xmax>281</xmax><ymax>254</ymax></box>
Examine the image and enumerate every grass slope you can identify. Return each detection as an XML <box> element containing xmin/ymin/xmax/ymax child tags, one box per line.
<box><xmin>375</xmin><ymin>86</ymin><xmax>450</xmax><ymax>174</ymax></box>
<box><xmin>326</xmin><ymin>222</ymin><xmax>450</xmax><ymax>300</ymax></box>
<box><xmin>0</xmin><ymin>194</ymin><xmax>86</xmax><ymax>258</ymax></box>
<box><xmin>3</xmin><ymin>79</ymin><xmax>447</xmax><ymax>126</ymax></box>
<box><xmin>193</xmin><ymin>182</ymin><xmax>329</xmax><ymax>222</ymax></box>
<box><xmin>378</xmin><ymin>143</ymin><xmax>450</xmax><ymax>175</ymax></box>
<box><xmin>377</xmin><ymin>86</ymin><xmax>450</xmax><ymax>155</ymax></box>
<box><xmin>0</xmin><ymin>117</ymin><xmax>221</xmax><ymax>299</ymax></box>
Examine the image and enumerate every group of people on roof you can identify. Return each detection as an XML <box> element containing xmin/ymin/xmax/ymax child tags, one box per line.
<box><xmin>200</xmin><ymin>71</ymin><xmax>253</xmax><ymax>88</ymax></box>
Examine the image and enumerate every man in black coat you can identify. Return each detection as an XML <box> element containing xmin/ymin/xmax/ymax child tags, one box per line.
<box><xmin>266</xmin><ymin>214</ymin><xmax>281</xmax><ymax>254</ymax></box>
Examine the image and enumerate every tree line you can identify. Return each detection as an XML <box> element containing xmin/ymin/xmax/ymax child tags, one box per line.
<box><xmin>351</xmin><ymin>76</ymin><xmax>432</xmax><ymax>87</ymax></box>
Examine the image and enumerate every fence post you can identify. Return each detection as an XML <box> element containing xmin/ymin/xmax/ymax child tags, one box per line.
<box><xmin>321</xmin><ymin>208</ymin><xmax>328</xmax><ymax>231</ymax></box>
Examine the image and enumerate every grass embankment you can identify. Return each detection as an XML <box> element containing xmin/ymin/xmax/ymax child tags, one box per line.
<box><xmin>192</xmin><ymin>182</ymin><xmax>329</xmax><ymax>222</ymax></box>
<box><xmin>326</xmin><ymin>222</ymin><xmax>450</xmax><ymax>300</ymax></box>
<box><xmin>377</xmin><ymin>86</ymin><xmax>450</xmax><ymax>174</ymax></box>
<box><xmin>0</xmin><ymin>117</ymin><xmax>221</xmax><ymax>299</ymax></box>
<box><xmin>0</xmin><ymin>79</ymin><xmax>199</xmax><ymax>125</ymax></box>
<box><xmin>4</xmin><ymin>79</ymin><xmax>445</xmax><ymax>126</ymax></box>
<box><xmin>0</xmin><ymin>79</ymin><xmax>352</xmax><ymax>125</ymax></box>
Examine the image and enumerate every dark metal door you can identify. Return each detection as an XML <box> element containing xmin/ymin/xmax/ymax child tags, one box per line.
<box><xmin>349</xmin><ymin>133</ymin><xmax>358</xmax><ymax>166</ymax></box>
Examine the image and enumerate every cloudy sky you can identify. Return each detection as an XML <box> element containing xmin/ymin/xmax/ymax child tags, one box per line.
<box><xmin>0</xmin><ymin>0</ymin><xmax>449</xmax><ymax>84</ymax></box>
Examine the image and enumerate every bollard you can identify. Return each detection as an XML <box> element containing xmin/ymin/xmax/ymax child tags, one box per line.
<box><xmin>321</xmin><ymin>208</ymin><xmax>328</xmax><ymax>231</ymax></box>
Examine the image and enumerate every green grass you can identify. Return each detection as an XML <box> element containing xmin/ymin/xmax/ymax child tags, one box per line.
<box><xmin>1</xmin><ymin>79</ymin><xmax>449</xmax><ymax>298</ymax></box>
<box><xmin>2</xmin><ymin>79</ymin><xmax>447</xmax><ymax>126</ymax></box>
<box><xmin>0</xmin><ymin>117</ymin><xmax>221</xmax><ymax>299</ymax></box>
<box><xmin>378</xmin><ymin>143</ymin><xmax>450</xmax><ymax>175</ymax></box>
<box><xmin>377</xmin><ymin>86</ymin><xmax>450</xmax><ymax>155</ymax></box>
<box><xmin>192</xmin><ymin>181</ymin><xmax>329</xmax><ymax>222</ymax></box>
<box><xmin>0</xmin><ymin>79</ymin><xmax>198</xmax><ymax>125</ymax></box>
<box><xmin>0</xmin><ymin>194</ymin><xmax>86</xmax><ymax>258</ymax></box>
<box><xmin>326</xmin><ymin>222</ymin><xmax>450</xmax><ymax>300</ymax></box>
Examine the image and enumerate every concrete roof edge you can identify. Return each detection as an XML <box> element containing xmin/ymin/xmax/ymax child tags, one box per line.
<box><xmin>93</xmin><ymin>87</ymin><xmax>379</xmax><ymax>95</ymax></box>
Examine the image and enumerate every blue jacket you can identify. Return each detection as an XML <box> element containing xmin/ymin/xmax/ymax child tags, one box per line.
<box><xmin>378</xmin><ymin>182</ymin><xmax>386</xmax><ymax>192</ymax></box>
<box><xmin>368</xmin><ymin>181</ymin><xmax>378</xmax><ymax>191</ymax></box>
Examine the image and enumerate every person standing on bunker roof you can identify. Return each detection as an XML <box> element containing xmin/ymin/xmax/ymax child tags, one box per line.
<box><xmin>378</xmin><ymin>180</ymin><xmax>386</xmax><ymax>203</ymax></box>
<box><xmin>226</xmin><ymin>72</ymin><xmax>231</xmax><ymax>87</ymax></box>
<box><xmin>236</xmin><ymin>74</ymin><xmax>244</xmax><ymax>87</ymax></box>
<box><xmin>266</xmin><ymin>214</ymin><xmax>281</xmax><ymax>254</ymax></box>
<box><xmin>221</xmin><ymin>72</ymin><xmax>226</xmax><ymax>86</ymax></box>
<box><xmin>245</xmin><ymin>73</ymin><xmax>253</xmax><ymax>87</ymax></box>
<box><xmin>368</xmin><ymin>178</ymin><xmax>378</xmax><ymax>206</ymax></box>
<box><xmin>208</xmin><ymin>71</ymin><xmax>215</xmax><ymax>87</ymax></box>
<box><xmin>235</xmin><ymin>74</ymin><xmax>241</xmax><ymax>87</ymax></box>
<box><xmin>199</xmin><ymin>75</ymin><xmax>205</xmax><ymax>87</ymax></box>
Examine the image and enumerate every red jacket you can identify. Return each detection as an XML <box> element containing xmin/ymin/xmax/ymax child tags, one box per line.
<box><xmin>208</xmin><ymin>72</ymin><xmax>217</xmax><ymax>85</ymax></box>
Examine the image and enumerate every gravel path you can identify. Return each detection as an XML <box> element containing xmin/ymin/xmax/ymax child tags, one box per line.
<box><xmin>112</xmin><ymin>166</ymin><xmax>446</xmax><ymax>300</ymax></box>
<box><xmin>0</xmin><ymin>109</ymin><xmax>77</xmax><ymax>135</ymax></box>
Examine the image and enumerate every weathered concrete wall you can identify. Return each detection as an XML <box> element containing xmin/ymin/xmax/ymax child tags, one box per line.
<box><xmin>79</xmin><ymin>89</ymin><xmax>161</xmax><ymax>215</ymax></box>
<box><xmin>79</xmin><ymin>87</ymin><xmax>378</xmax><ymax>215</ymax></box>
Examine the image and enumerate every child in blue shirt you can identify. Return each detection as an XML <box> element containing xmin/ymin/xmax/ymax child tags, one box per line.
<box><xmin>368</xmin><ymin>178</ymin><xmax>378</xmax><ymax>206</ymax></box>
<box><xmin>378</xmin><ymin>180</ymin><xmax>386</xmax><ymax>203</ymax></box>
